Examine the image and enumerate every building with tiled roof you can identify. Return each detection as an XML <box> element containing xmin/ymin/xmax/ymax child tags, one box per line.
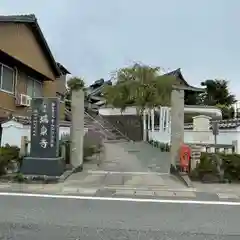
<box><xmin>0</xmin><ymin>14</ymin><xmax>69</xmax><ymax>122</ymax></box>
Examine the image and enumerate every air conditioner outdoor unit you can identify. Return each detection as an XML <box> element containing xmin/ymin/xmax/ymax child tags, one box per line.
<box><xmin>19</xmin><ymin>94</ymin><xmax>31</xmax><ymax>107</ymax></box>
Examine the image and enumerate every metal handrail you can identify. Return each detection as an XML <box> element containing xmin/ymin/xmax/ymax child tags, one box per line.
<box><xmin>95</xmin><ymin>113</ymin><xmax>131</xmax><ymax>141</ymax></box>
<box><xmin>84</xmin><ymin>111</ymin><xmax>117</xmax><ymax>139</ymax></box>
<box><xmin>84</xmin><ymin>111</ymin><xmax>130</xmax><ymax>141</ymax></box>
<box><xmin>64</xmin><ymin>98</ymin><xmax>130</xmax><ymax>141</ymax></box>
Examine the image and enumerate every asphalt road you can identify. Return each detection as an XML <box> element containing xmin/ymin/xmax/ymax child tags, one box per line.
<box><xmin>0</xmin><ymin>194</ymin><xmax>239</xmax><ymax>239</ymax></box>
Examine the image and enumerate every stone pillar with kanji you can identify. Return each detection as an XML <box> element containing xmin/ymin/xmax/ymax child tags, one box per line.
<box><xmin>21</xmin><ymin>97</ymin><xmax>65</xmax><ymax>176</ymax></box>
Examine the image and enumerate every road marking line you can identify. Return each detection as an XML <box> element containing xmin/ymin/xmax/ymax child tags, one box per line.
<box><xmin>0</xmin><ymin>192</ymin><xmax>240</xmax><ymax>205</ymax></box>
<box><xmin>62</xmin><ymin>187</ymin><xmax>98</xmax><ymax>194</ymax></box>
<box><xmin>217</xmin><ymin>193</ymin><xmax>239</xmax><ymax>199</ymax></box>
<box><xmin>87</xmin><ymin>170</ymin><xmax>169</xmax><ymax>175</ymax></box>
<box><xmin>104</xmin><ymin>186</ymin><xmax>197</xmax><ymax>192</ymax></box>
<box><xmin>0</xmin><ymin>184</ymin><xmax>11</xmax><ymax>189</ymax></box>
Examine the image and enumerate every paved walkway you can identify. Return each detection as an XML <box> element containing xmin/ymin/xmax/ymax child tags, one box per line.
<box><xmin>59</xmin><ymin>141</ymin><xmax>187</xmax><ymax>195</ymax></box>
<box><xmin>3</xmin><ymin>141</ymin><xmax>240</xmax><ymax>201</ymax></box>
<box><xmin>119</xmin><ymin>141</ymin><xmax>170</xmax><ymax>173</ymax></box>
<box><xmin>97</xmin><ymin>142</ymin><xmax>147</xmax><ymax>172</ymax></box>
<box><xmin>84</xmin><ymin>141</ymin><xmax>171</xmax><ymax>173</ymax></box>
<box><xmin>63</xmin><ymin>170</ymin><xmax>185</xmax><ymax>190</ymax></box>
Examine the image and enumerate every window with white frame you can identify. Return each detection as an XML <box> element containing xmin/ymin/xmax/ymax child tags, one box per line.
<box><xmin>0</xmin><ymin>63</ymin><xmax>15</xmax><ymax>93</ymax></box>
<box><xmin>27</xmin><ymin>77</ymin><xmax>43</xmax><ymax>97</ymax></box>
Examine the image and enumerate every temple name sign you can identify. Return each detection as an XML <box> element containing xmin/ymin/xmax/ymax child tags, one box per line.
<box><xmin>21</xmin><ymin>97</ymin><xmax>65</xmax><ymax>176</ymax></box>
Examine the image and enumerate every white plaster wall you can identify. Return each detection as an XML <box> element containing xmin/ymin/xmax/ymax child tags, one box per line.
<box><xmin>1</xmin><ymin>121</ymin><xmax>25</xmax><ymax>148</ymax></box>
<box><xmin>148</xmin><ymin>129</ymin><xmax>240</xmax><ymax>153</ymax></box>
<box><xmin>1</xmin><ymin>124</ymin><xmax>71</xmax><ymax>148</ymax></box>
<box><xmin>1</xmin><ymin>121</ymin><xmax>88</xmax><ymax>151</ymax></box>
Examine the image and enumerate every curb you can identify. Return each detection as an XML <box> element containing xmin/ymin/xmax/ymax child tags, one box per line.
<box><xmin>179</xmin><ymin>174</ymin><xmax>193</xmax><ymax>188</ymax></box>
<box><xmin>0</xmin><ymin>165</ymin><xmax>80</xmax><ymax>185</ymax></box>
<box><xmin>22</xmin><ymin>167</ymin><xmax>77</xmax><ymax>184</ymax></box>
<box><xmin>103</xmin><ymin>185</ymin><xmax>196</xmax><ymax>192</ymax></box>
<box><xmin>87</xmin><ymin>170</ymin><xmax>169</xmax><ymax>176</ymax></box>
<box><xmin>170</xmin><ymin>164</ymin><xmax>193</xmax><ymax>188</ymax></box>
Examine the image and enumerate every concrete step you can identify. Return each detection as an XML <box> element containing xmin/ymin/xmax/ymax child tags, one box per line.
<box><xmin>160</xmin><ymin>174</ymin><xmax>187</xmax><ymax>188</ymax></box>
<box><xmin>69</xmin><ymin>171</ymin><xmax>188</xmax><ymax>192</ymax></box>
<box><xmin>103</xmin><ymin>139</ymin><xmax>129</xmax><ymax>143</ymax></box>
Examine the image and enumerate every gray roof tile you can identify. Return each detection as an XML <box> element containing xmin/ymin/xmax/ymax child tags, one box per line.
<box><xmin>184</xmin><ymin>119</ymin><xmax>240</xmax><ymax>130</ymax></box>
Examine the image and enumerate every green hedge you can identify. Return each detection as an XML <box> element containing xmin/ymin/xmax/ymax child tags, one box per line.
<box><xmin>219</xmin><ymin>153</ymin><xmax>240</xmax><ymax>181</ymax></box>
<box><xmin>148</xmin><ymin>140</ymin><xmax>170</xmax><ymax>152</ymax></box>
<box><xmin>190</xmin><ymin>152</ymin><xmax>240</xmax><ymax>182</ymax></box>
<box><xmin>0</xmin><ymin>144</ymin><xmax>21</xmax><ymax>175</ymax></box>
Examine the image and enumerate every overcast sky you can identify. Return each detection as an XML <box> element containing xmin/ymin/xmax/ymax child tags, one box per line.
<box><xmin>1</xmin><ymin>0</ymin><xmax>239</xmax><ymax>98</ymax></box>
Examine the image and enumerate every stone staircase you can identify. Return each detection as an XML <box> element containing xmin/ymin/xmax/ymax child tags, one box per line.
<box><xmin>84</xmin><ymin>111</ymin><xmax>130</xmax><ymax>142</ymax></box>
<box><xmin>65</xmin><ymin>108</ymin><xmax>129</xmax><ymax>142</ymax></box>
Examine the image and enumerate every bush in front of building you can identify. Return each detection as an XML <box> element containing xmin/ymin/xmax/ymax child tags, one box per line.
<box><xmin>148</xmin><ymin>139</ymin><xmax>170</xmax><ymax>152</ymax></box>
<box><xmin>219</xmin><ymin>153</ymin><xmax>240</xmax><ymax>182</ymax></box>
<box><xmin>189</xmin><ymin>153</ymin><xmax>219</xmax><ymax>182</ymax></box>
<box><xmin>0</xmin><ymin>144</ymin><xmax>21</xmax><ymax>175</ymax></box>
<box><xmin>189</xmin><ymin>152</ymin><xmax>240</xmax><ymax>183</ymax></box>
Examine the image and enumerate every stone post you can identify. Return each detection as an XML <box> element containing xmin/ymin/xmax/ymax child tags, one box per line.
<box><xmin>70</xmin><ymin>89</ymin><xmax>84</xmax><ymax>169</ymax></box>
<box><xmin>192</xmin><ymin>115</ymin><xmax>211</xmax><ymax>131</ymax></box>
<box><xmin>170</xmin><ymin>88</ymin><xmax>184</xmax><ymax>167</ymax></box>
<box><xmin>192</xmin><ymin>115</ymin><xmax>211</xmax><ymax>143</ymax></box>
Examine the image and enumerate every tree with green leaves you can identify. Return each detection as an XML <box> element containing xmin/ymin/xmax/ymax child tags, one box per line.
<box><xmin>103</xmin><ymin>63</ymin><xmax>175</xmax><ymax>114</ymax></box>
<box><xmin>200</xmin><ymin>79</ymin><xmax>236</xmax><ymax>106</ymax></box>
<box><xmin>200</xmin><ymin>79</ymin><xmax>236</xmax><ymax>119</ymax></box>
<box><xmin>184</xmin><ymin>91</ymin><xmax>201</xmax><ymax>105</ymax></box>
<box><xmin>67</xmin><ymin>77</ymin><xmax>85</xmax><ymax>91</ymax></box>
<box><xmin>183</xmin><ymin>79</ymin><xmax>236</xmax><ymax>119</ymax></box>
